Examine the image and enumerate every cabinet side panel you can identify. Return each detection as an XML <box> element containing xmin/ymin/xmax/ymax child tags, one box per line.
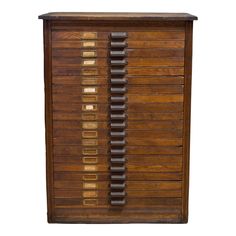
<box><xmin>43</xmin><ymin>20</ymin><xmax>55</xmax><ymax>223</ymax></box>
<box><xmin>182</xmin><ymin>21</ymin><xmax>193</xmax><ymax>223</ymax></box>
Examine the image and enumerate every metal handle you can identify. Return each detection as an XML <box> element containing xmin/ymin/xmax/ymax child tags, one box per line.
<box><xmin>110</xmin><ymin>191</ymin><xmax>126</xmax><ymax>197</ymax></box>
<box><xmin>111</xmin><ymin>199</ymin><xmax>126</xmax><ymax>206</ymax></box>
<box><xmin>110</xmin><ymin>131</ymin><xmax>126</xmax><ymax>138</ymax></box>
<box><xmin>111</xmin><ymin>148</ymin><xmax>126</xmax><ymax>155</ymax></box>
<box><xmin>111</xmin><ymin>96</ymin><xmax>126</xmax><ymax>103</ymax></box>
<box><xmin>110</xmin><ymin>78</ymin><xmax>127</xmax><ymax>85</ymax></box>
<box><xmin>110</xmin><ymin>113</ymin><xmax>126</xmax><ymax>120</ymax></box>
<box><xmin>110</xmin><ymin>87</ymin><xmax>127</xmax><ymax>94</ymax></box>
<box><xmin>110</xmin><ymin>122</ymin><xmax>126</xmax><ymax>129</ymax></box>
<box><xmin>110</xmin><ymin>51</ymin><xmax>127</xmax><ymax>57</ymax></box>
<box><xmin>109</xmin><ymin>32</ymin><xmax>128</xmax><ymax>206</ymax></box>
<box><xmin>111</xmin><ymin>59</ymin><xmax>127</xmax><ymax>66</ymax></box>
<box><xmin>111</xmin><ymin>157</ymin><xmax>126</xmax><ymax>164</ymax></box>
<box><xmin>110</xmin><ymin>104</ymin><xmax>126</xmax><ymax>111</ymax></box>
<box><xmin>111</xmin><ymin>41</ymin><xmax>128</xmax><ymax>48</ymax></box>
<box><xmin>111</xmin><ymin>174</ymin><xmax>126</xmax><ymax>181</ymax></box>
<box><xmin>110</xmin><ymin>183</ymin><xmax>126</xmax><ymax>189</ymax></box>
<box><xmin>110</xmin><ymin>69</ymin><xmax>127</xmax><ymax>75</ymax></box>
<box><xmin>111</xmin><ymin>32</ymin><xmax>128</xmax><ymax>39</ymax></box>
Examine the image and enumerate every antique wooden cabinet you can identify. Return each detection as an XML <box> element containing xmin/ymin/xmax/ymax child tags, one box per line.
<box><xmin>39</xmin><ymin>12</ymin><xmax>197</xmax><ymax>223</ymax></box>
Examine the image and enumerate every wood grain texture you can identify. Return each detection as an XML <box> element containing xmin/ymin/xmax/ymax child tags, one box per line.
<box><xmin>53</xmin><ymin>120</ymin><xmax>183</xmax><ymax>130</ymax></box>
<box><xmin>53</xmin><ymin>136</ymin><xmax>183</xmax><ymax>146</ymax></box>
<box><xmin>52</xmin><ymin>94</ymin><xmax>184</xmax><ymax>103</ymax></box>
<box><xmin>52</xmin><ymin>84</ymin><xmax>184</xmax><ymax>94</ymax></box>
<box><xmin>43</xmin><ymin>21</ymin><xmax>55</xmax><ymax>223</ymax></box>
<box><xmin>52</xmin><ymin>40</ymin><xmax>185</xmax><ymax>49</ymax></box>
<box><xmin>181</xmin><ymin>21</ymin><xmax>193</xmax><ymax>223</ymax></box>
<box><xmin>39</xmin><ymin>12</ymin><xmax>198</xmax><ymax>21</ymax></box>
<box><xmin>52</xmin><ymin>57</ymin><xmax>184</xmax><ymax>67</ymax></box>
<box><xmin>52</xmin><ymin>76</ymin><xmax>185</xmax><ymax>85</ymax></box>
<box><xmin>40</xmin><ymin>13</ymin><xmax>196</xmax><ymax>223</ymax></box>
<box><xmin>52</xmin><ymin>31</ymin><xmax>185</xmax><ymax>41</ymax></box>
<box><xmin>53</xmin><ymin>48</ymin><xmax>184</xmax><ymax>58</ymax></box>
<box><xmin>54</xmin><ymin>171</ymin><xmax>182</xmax><ymax>181</ymax></box>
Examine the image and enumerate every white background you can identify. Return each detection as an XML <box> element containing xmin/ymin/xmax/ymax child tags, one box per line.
<box><xmin>0</xmin><ymin>0</ymin><xmax>236</xmax><ymax>235</ymax></box>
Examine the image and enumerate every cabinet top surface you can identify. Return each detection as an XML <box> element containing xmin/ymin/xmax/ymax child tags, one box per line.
<box><xmin>38</xmin><ymin>12</ymin><xmax>197</xmax><ymax>21</ymax></box>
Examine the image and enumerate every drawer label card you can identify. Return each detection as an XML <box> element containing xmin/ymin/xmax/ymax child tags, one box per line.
<box><xmin>82</xmin><ymin>148</ymin><xmax>98</xmax><ymax>155</ymax></box>
<box><xmin>82</xmin><ymin>95</ymin><xmax>97</xmax><ymax>102</ymax></box>
<box><xmin>82</xmin><ymin>122</ymin><xmax>98</xmax><ymax>129</ymax></box>
<box><xmin>81</xmin><ymin>32</ymin><xmax>97</xmax><ymax>39</ymax></box>
<box><xmin>83</xmin><ymin>191</ymin><xmax>98</xmax><ymax>198</ymax></box>
<box><xmin>83</xmin><ymin>199</ymin><xmax>98</xmax><ymax>206</ymax></box>
<box><xmin>82</xmin><ymin>59</ymin><xmax>96</xmax><ymax>66</ymax></box>
<box><xmin>83</xmin><ymin>157</ymin><xmax>98</xmax><ymax>164</ymax></box>
<box><xmin>83</xmin><ymin>182</ymin><xmax>97</xmax><ymax>189</ymax></box>
<box><xmin>82</xmin><ymin>41</ymin><xmax>96</xmax><ymax>47</ymax></box>
<box><xmin>82</xmin><ymin>113</ymin><xmax>97</xmax><ymax>120</ymax></box>
<box><xmin>82</xmin><ymin>69</ymin><xmax>98</xmax><ymax>76</ymax></box>
<box><xmin>81</xmin><ymin>78</ymin><xmax>97</xmax><ymax>85</ymax></box>
<box><xmin>83</xmin><ymin>174</ymin><xmax>98</xmax><ymax>181</ymax></box>
<box><xmin>84</xmin><ymin>165</ymin><xmax>97</xmax><ymax>171</ymax></box>
<box><xmin>82</xmin><ymin>104</ymin><xmax>97</xmax><ymax>111</ymax></box>
<box><xmin>82</xmin><ymin>51</ymin><xmax>97</xmax><ymax>58</ymax></box>
<box><xmin>82</xmin><ymin>131</ymin><xmax>98</xmax><ymax>138</ymax></box>
<box><xmin>82</xmin><ymin>139</ymin><xmax>98</xmax><ymax>146</ymax></box>
<box><xmin>83</xmin><ymin>87</ymin><xmax>97</xmax><ymax>94</ymax></box>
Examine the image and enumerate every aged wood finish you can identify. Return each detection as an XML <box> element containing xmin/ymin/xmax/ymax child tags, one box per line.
<box><xmin>39</xmin><ymin>12</ymin><xmax>197</xmax><ymax>21</ymax></box>
<box><xmin>39</xmin><ymin>12</ymin><xmax>197</xmax><ymax>223</ymax></box>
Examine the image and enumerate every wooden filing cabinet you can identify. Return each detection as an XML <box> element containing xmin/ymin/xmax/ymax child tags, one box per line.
<box><xmin>39</xmin><ymin>12</ymin><xmax>197</xmax><ymax>223</ymax></box>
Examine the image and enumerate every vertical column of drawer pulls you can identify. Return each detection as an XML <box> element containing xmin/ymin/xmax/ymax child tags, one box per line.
<box><xmin>80</xmin><ymin>32</ymin><xmax>98</xmax><ymax>207</ymax></box>
<box><xmin>109</xmin><ymin>32</ymin><xmax>128</xmax><ymax>206</ymax></box>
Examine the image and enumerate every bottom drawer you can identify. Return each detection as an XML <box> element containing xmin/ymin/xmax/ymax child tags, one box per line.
<box><xmin>53</xmin><ymin>204</ymin><xmax>183</xmax><ymax>223</ymax></box>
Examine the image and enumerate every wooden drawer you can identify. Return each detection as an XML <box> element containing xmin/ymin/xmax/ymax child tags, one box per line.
<box><xmin>52</xmin><ymin>84</ymin><xmax>184</xmax><ymax>95</ymax></box>
<box><xmin>53</xmin><ymin>48</ymin><xmax>184</xmax><ymax>58</ymax></box>
<box><xmin>51</xmin><ymin>30</ymin><xmax>185</xmax><ymax>41</ymax></box>
<box><xmin>54</xmin><ymin>171</ymin><xmax>183</xmax><ymax>181</ymax></box>
<box><xmin>52</xmin><ymin>40</ymin><xmax>185</xmax><ymax>49</ymax></box>
<box><xmin>53</xmin><ymin>111</ymin><xmax>184</xmax><ymax>121</ymax></box>
<box><xmin>53</xmin><ymin>120</ymin><xmax>183</xmax><ymax>130</ymax></box>
<box><xmin>52</xmin><ymin>66</ymin><xmax>184</xmax><ymax>76</ymax></box>
<box><xmin>53</xmin><ymin>76</ymin><xmax>185</xmax><ymax>85</ymax></box>
<box><xmin>54</xmin><ymin>180</ymin><xmax>182</xmax><ymax>190</ymax></box>
<box><xmin>53</xmin><ymin>57</ymin><xmax>184</xmax><ymax>67</ymax></box>
<box><xmin>39</xmin><ymin>12</ymin><xmax>197</xmax><ymax>223</ymax></box>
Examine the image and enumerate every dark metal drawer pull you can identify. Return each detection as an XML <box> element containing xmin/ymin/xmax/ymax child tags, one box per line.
<box><xmin>110</xmin><ymin>166</ymin><xmax>125</xmax><ymax>172</ymax></box>
<box><xmin>110</xmin><ymin>131</ymin><xmax>126</xmax><ymax>137</ymax></box>
<box><xmin>110</xmin><ymin>140</ymin><xmax>126</xmax><ymax>146</ymax></box>
<box><xmin>110</xmin><ymin>113</ymin><xmax>126</xmax><ymax>120</ymax></box>
<box><xmin>110</xmin><ymin>87</ymin><xmax>127</xmax><ymax>94</ymax></box>
<box><xmin>111</xmin><ymin>199</ymin><xmax>126</xmax><ymax>206</ymax></box>
<box><xmin>110</xmin><ymin>191</ymin><xmax>126</xmax><ymax>197</ymax></box>
<box><xmin>111</xmin><ymin>96</ymin><xmax>126</xmax><ymax>103</ymax></box>
<box><xmin>110</xmin><ymin>157</ymin><xmax>126</xmax><ymax>164</ymax></box>
<box><xmin>111</xmin><ymin>174</ymin><xmax>126</xmax><ymax>181</ymax></box>
<box><xmin>110</xmin><ymin>183</ymin><xmax>126</xmax><ymax>189</ymax></box>
<box><xmin>111</xmin><ymin>32</ymin><xmax>128</xmax><ymax>39</ymax></box>
<box><xmin>111</xmin><ymin>122</ymin><xmax>126</xmax><ymax>129</ymax></box>
<box><xmin>109</xmin><ymin>32</ymin><xmax>128</xmax><ymax>206</ymax></box>
<box><xmin>110</xmin><ymin>51</ymin><xmax>127</xmax><ymax>57</ymax></box>
<box><xmin>110</xmin><ymin>59</ymin><xmax>127</xmax><ymax>66</ymax></box>
<box><xmin>110</xmin><ymin>78</ymin><xmax>127</xmax><ymax>85</ymax></box>
<box><xmin>111</xmin><ymin>149</ymin><xmax>126</xmax><ymax>155</ymax></box>
<box><xmin>110</xmin><ymin>41</ymin><xmax>127</xmax><ymax>48</ymax></box>
<box><xmin>110</xmin><ymin>104</ymin><xmax>126</xmax><ymax>111</ymax></box>
<box><xmin>110</xmin><ymin>69</ymin><xmax>127</xmax><ymax>75</ymax></box>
